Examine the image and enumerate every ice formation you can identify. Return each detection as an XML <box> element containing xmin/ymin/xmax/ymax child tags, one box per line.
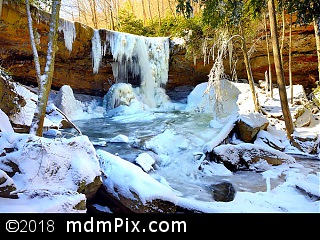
<box><xmin>102</xmin><ymin>83</ymin><xmax>136</xmax><ymax>111</ymax></box>
<box><xmin>58</xmin><ymin>18</ymin><xmax>76</xmax><ymax>52</ymax></box>
<box><xmin>92</xmin><ymin>30</ymin><xmax>170</xmax><ymax>108</ymax></box>
<box><xmin>53</xmin><ymin>85</ymin><xmax>82</xmax><ymax>119</ymax></box>
<box><xmin>92</xmin><ymin>29</ymin><xmax>103</xmax><ymax>74</ymax></box>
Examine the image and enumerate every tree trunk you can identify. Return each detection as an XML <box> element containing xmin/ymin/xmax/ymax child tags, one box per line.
<box><xmin>157</xmin><ymin>0</ymin><xmax>161</xmax><ymax>26</ymax></box>
<box><xmin>239</xmin><ymin>25</ymin><xmax>260</xmax><ymax>112</ymax></box>
<box><xmin>127</xmin><ymin>0</ymin><xmax>134</xmax><ymax>14</ymax></box>
<box><xmin>89</xmin><ymin>0</ymin><xmax>98</xmax><ymax>29</ymax></box>
<box><xmin>314</xmin><ymin>18</ymin><xmax>320</xmax><ymax>82</ymax></box>
<box><xmin>141</xmin><ymin>0</ymin><xmax>147</xmax><ymax>25</ymax></box>
<box><xmin>167</xmin><ymin>0</ymin><xmax>177</xmax><ymax>18</ymax></box>
<box><xmin>147</xmin><ymin>0</ymin><xmax>153</xmax><ymax>24</ymax></box>
<box><xmin>26</xmin><ymin>0</ymin><xmax>41</xmax><ymax>83</ymax></box>
<box><xmin>289</xmin><ymin>13</ymin><xmax>293</xmax><ymax>104</ymax></box>
<box><xmin>110</xmin><ymin>5</ymin><xmax>115</xmax><ymax>30</ymax></box>
<box><xmin>267</xmin><ymin>0</ymin><xmax>294</xmax><ymax>141</ymax></box>
<box><xmin>280</xmin><ymin>7</ymin><xmax>285</xmax><ymax>64</ymax></box>
<box><xmin>28</xmin><ymin>0</ymin><xmax>61</xmax><ymax>136</ymax></box>
<box><xmin>264</xmin><ymin>11</ymin><xmax>273</xmax><ymax>98</ymax></box>
<box><xmin>0</xmin><ymin>0</ymin><xmax>3</xmax><ymax>18</ymax></box>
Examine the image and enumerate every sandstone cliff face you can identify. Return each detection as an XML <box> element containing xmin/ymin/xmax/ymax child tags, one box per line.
<box><xmin>0</xmin><ymin>2</ymin><xmax>318</xmax><ymax>96</ymax></box>
<box><xmin>242</xmin><ymin>15</ymin><xmax>318</xmax><ymax>94</ymax></box>
<box><xmin>0</xmin><ymin>2</ymin><xmax>113</xmax><ymax>96</ymax></box>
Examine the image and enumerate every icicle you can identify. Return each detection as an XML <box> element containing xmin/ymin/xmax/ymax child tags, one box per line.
<box><xmin>228</xmin><ymin>41</ymin><xmax>233</xmax><ymax>72</ymax></box>
<box><xmin>265</xmin><ymin>70</ymin><xmax>269</xmax><ymax>92</ymax></box>
<box><xmin>202</xmin><ymin>38</ymin><xmax>207</xmax><ymax>66</ymax></box>
<box><xmin>58</xmin><ymin>18</ymin><xmax>76</xmax><ymax>52</ymax></box>
<box><xmin>91</xmin><ymin>29</ymin><xmax>102</xmax><ymax>74</ymax></box>
<box><xmin>266</xmin><ymin>176</ymin><xmax>271</xmax><ymax>193</ymax></box>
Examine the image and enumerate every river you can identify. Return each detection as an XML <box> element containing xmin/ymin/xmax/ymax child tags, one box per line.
<box><xmin>60</xmin><ymin>108</ymin><xmax>320</xmax><ymax>203</ymax></box>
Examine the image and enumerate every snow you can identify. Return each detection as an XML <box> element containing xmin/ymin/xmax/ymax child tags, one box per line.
<box><xmin>109</xmin><ymin>134</ymin><xmax>129</xmax><ymax>143</ymax></box>
<box><xmin>9</xmin><ymin>83</ymin><xmax>38</xmax><ymax>127</ymax></box>
<box><xmin>1</xmin><ymin>78</ymin><xmax>319</xmax><ymax>214</ymax></box>
<box><xmin>203</xmin><ymin>114</ymin><xmax>239</xmax><ymax>152</ymax></box>
<box><xmin>135</xmin><ymin>152</ymin><xmax>156</xmax><ymax>172</ymax></box>
<box><xmin>0</xmin><ymin>132</ymin><xmax>99</xmax><ymax>213</ymax></box>
<box><xmin>0</xmin><ymin>109</ymin><xmax>14</xmax><ymax>133</ymax></box>
<box><xmin>98</xmin><ymin>150</ymin><xmax>177</xmax><ymax>205</ymax></box>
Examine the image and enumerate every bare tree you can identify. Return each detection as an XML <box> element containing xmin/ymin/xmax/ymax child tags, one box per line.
<box><xmin>89</xmin><ymin>0</ymin><xmax>98</xmax><ymax>29</ymax></box>
<box><xmin>264</xmin><ymin>11</ymin><xmax>273</xmax><ymax>98</ymax></box>
<box><xmin>157</xmin><ymin>0</ymin><xmax>162</xmax><ymax>26</ymax></box>
<box><xmin>289</xmin><ymin>13</ymin><xmax>293</xmax><ymax>104</ymax></box>
<box><xmin>147</xmin><ymin>0</ymin><xmax>153</xmax><ymax>24</ymax></box>
<box><xmin>141</xmin><ymin>0</ymin><xmax>147</xmax><ymax>24</ymax></box>
<box><xmin>314</xmin><ymin>17</ymin><xmax>320</xmax><ymax>82</ymax></box>
<box><xmin>0</xmin><ymin>0</ymin><xmax>3</xmax><ymax>18</ymax></box>
<box><xmin>76</xmin><ymin>0</ymin><xmax>89</xmax><ymax>26</ymax></box>
<box><xmin>167</xmin><ymin>0</ymin><xmax>177</xmax><ymax>18</ymax></box>
<box><xmin>268</xmin><ymin>0</ymin><xmax>294</xmax><ymax>141</ymax></box>
<box><xmin>280</xmin><ymin>7</ymin><xmax>285</xmax><ymax>63</ymax></box>
<box><xmin>26</xmin><ymin>0</ymin><xmax>62</xmax><ymax>136</ymax></box>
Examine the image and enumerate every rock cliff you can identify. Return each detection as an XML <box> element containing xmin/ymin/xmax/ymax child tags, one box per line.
<box><xmin>0</xmin><ymin>2</ymin><xmax>318</xmax><ymax>96</ymax></box>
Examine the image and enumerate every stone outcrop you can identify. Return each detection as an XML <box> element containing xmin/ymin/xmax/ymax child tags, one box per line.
<box><xmin>0</xmin><ymin>169</ymin><xmax>17</xmax><ymax>199</ymax></box>
<box><xmin>0</xmin><ymin>2</ymin><xmax>318</xmax><ymax>97</ymax></box>
<box><xmin>235</xmin><ymin>112</ymin><xmax>269</xmax><ymax>143</ymax></box>
<box><xmin>239</xmin><ymin>14</ymin><xmax>319</xmax><ymax>94</ymax></box>
<box><xmin>0</xmin><ymin>67</ymin><xmax>26</xmax><ymax>116</ymax></box>
<box><xmin>0</xmin><ymin>2</ymin><xmax>113</xmax><ymax>96</ymax></box>
<box><xmin>0</xmin><ymin>132</ymin><xmax>102</xmax><ymax>201</ymax></box>
<box><xmin>204</xmin><ymin>143</ymin><xmax>296</xmax><ymax>172</ymax></box>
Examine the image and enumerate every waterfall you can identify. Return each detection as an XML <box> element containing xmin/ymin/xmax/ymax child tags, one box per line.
<box><xmin>91</xmin><ymin>30</ymin><xmax>170</xmax><ymax>108</ymax></box>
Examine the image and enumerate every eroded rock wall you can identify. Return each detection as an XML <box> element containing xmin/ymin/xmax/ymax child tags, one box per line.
<box><xmin>0</xmin><ymin>2</ymin><xmax>113</xmax><ymax>96</ymax></box>
<box><xmin>0</xmin><ymin>2</ymin><xmax>318</xmax><ymax>96</ymax></box>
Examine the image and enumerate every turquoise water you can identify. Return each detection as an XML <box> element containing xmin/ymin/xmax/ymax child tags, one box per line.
<box><xmin>60</xmin><ymin>110</ymin><xmax>319</xmax><ymax>202</ymax></box>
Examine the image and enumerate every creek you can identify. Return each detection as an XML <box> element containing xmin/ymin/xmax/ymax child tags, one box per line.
<box><xmin>60</xmin><ymin>108</ymin><xmax>320</xmax><ymax>203</ymax></box>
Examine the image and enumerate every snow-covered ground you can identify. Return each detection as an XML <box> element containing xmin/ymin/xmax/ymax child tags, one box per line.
<box><xmin>0</xmin><ymin>79</ymin><xmax>319</xmax><ymax>213</ymax></box>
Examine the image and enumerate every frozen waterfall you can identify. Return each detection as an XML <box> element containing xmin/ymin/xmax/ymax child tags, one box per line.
<box><xmin>91</xmin><ymin>30</ymin><xmax>170</xmax><ymax>108</ymax></box>
<box><xmin>58</xmin><ymin>18</ymin><xmax>76</xmax><ymax>52</ymax></box>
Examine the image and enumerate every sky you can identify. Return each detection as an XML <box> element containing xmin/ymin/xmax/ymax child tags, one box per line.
<box><xmin>0</xmin><ymin>75</ymin><xmax>319</xmax><ymax>214</ymax></box>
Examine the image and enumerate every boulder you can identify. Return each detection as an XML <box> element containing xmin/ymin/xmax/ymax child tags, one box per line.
<box><xmin>0</xmin><ymin>132</ymin><xmax>102</xmax><ymax>201</ymax></box>
<box><xmin>210</xmin><ymin>181</ymin><xmax>236</xmax><ymax>202</ymax></box>
<box><xmin>0</xmin><ymin>68</ymin><xmax>26</xmax><ymax>117</ymax></box>
<box><xmin>205</xmin><ymin>143</ymin><xmax>296</xmax><ymax>172</ymax></box>
<box><xmin>235</xmin><ymin>112</ymin><xmax>269</xmax><ymax>143</ymax></box>
<box><xmin>0</xmin><ymin>169</ymin><xmax>17</xmax><ymax>198</ymax></box>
